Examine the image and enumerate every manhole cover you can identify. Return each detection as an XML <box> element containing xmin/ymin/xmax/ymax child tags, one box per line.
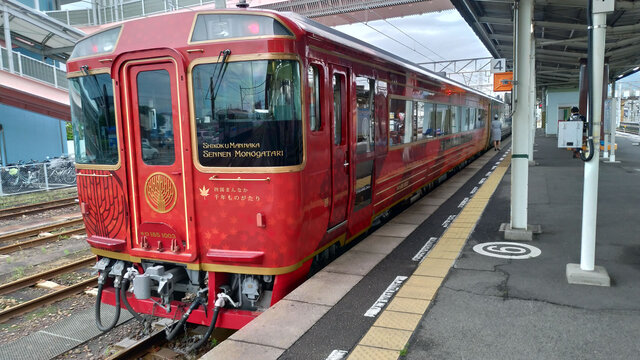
<box><xmin>473</xmin><ymin>242</ymin><xmax>541</xmax><ymax>259</ymax></box>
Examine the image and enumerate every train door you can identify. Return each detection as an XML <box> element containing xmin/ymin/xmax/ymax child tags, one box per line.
<box><xmin>328</xmin><ymin>65</ymin><xmax>350</xmax><ymax>228</ymax></box>
<box><xmin>120</xmin><ymin>57</ymin><xmax>196</xmax><ymax>260</ymax></box>
<box><xmin>353</xmin><ymin>77</ymin><xmax>375</xmax><ymax>213</ymax></box>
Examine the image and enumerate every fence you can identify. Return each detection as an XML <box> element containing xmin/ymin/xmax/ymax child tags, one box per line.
<box><xmin>0</xmin><ymin>159</ymin><xmax>77</xmax><ymax>196</ymax></box>
<box><xmin>0</xmin><ymin>46</ymin><xmax>68</xmax><ymax>90</ymax></box>
<box><xmin>46</xmin><ymin>0</ymin><xmax>217</xmax><ymax>27</ymax></box>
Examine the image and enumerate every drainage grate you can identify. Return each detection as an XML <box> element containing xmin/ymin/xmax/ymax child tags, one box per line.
<box><xmin>0</xmin><ymin>305</ymin><xmax>132</xmax><ymax>360</ymax></box>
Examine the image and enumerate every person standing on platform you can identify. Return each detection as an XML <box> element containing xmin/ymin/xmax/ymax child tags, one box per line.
<box><xmin>568</xmin><ymin>106</ymin><xmax>586</xmax><ymax>158</ymax></box>
<box><xmin>491</xmin><ymin>114</ymin><xmax>502</xmax><ymax>151</ymax></box>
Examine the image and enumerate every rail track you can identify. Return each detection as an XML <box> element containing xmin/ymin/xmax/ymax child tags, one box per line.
<box><xmin>0</xmin><ymin>218</ymin><xmax>85</xmax><ymax>255</ymax></box>
<box><xmin>105</xmin><ymin>328</ymin><xmax>169</xmax><ymax>360</ymax></box>
<box><xmin>619</xmin><ymin>122</ymin><xmax>639</xmax><ymax>135</ymax></box>
<box><xmin>0</xmin><ymin>276</ymin><xmax>97</xmax><ymax>323</ymax></box>
<box><xmin>0</xmin><ymin>256</ymin><xmax>94</xmax><ymax>296</ymax></box>
<box><xmin>0</xmin><ymin>197</ymin><xmax>79</xmax><ymax>220</ymax></box>
<box><xmin>0</xmin><ymin>256</ymin><xmax>95</xmax><ymax>323</ymax></box>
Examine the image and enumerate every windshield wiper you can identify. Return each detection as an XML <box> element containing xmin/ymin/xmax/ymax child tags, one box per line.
<box><xmin>80</xmin><ymin>65</ymin><xmax>110</xmax><ymax>125</ymax></box>
<box><xmin>208</xmin><ymin>49</ymin><xmax>231</xmax><ymax>116</ymax></box>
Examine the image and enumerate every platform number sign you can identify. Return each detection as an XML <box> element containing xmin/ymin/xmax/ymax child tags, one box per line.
<box><xmin>491</xmin><ymin>58</ymin><xmax>506</xmax><ymax>74</ymax></box>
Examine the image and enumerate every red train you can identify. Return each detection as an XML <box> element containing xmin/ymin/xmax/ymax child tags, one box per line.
<box><xmin>67</xmin><ymin>6</ymin><xmax>506</xmax><ymax>347</ymax></box>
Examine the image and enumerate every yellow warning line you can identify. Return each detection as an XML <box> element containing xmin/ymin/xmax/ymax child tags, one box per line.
<box><xmin>347</xmin><ymin>154</ymin><xmax>512</xmax><ymax>360</ymax></box>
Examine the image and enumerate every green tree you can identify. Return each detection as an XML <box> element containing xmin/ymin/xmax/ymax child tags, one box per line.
<box><xmin>66</xmin><ymin>121</ymin><xmax>73</xmax><ymax>140</ymax></box>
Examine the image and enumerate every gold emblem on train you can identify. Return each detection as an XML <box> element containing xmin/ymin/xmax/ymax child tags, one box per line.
<box><xmin>144</xmin><ymin>172</ymin><xmax>177</xmax><ymax>213</ymax></box>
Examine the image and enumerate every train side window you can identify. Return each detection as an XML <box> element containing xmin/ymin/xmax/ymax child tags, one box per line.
<box><xmin>451</xmin><ymin>106</ymin><xmax>460</xmax><ymax>134</ymax></box>
<box><xmin>435</xmin><ymin>104</ymin><xmax>451</xmax><ymax>136</ymax></box>
<box><xmin>356</xmin><ymin>77</ymin><xmax>374</xmax><ymax>153</ymax></box>
<box><xmin>389</xmin><ymin>98</ymin><xmax>414</xmax><ymax>146</ymax></box>
<box><xmin>460</xmin><ymin>106</ymin><xmax>469</xmax><ymax>132</ymax></box>
<box><xmin>416</xmin><ymin>102</ymin><xmax>424</xmax><ymax>140</ymax></box>
<box><xmin>136</xmin><ymin>70</ymin><xmax>175</xmax><ymax>165</ymax></box>
<box><xmin>468</xmin><ymin>108</ymin><xmax>476</xmax><ymax>131</ymax></box>
<box><xmin>476</xmin><ymin>108</ymin><xmax>487</xmax><ymax>129</ymax></box>
<box><xmin>333</xmin><ymin>74</ymin><xmax>343</xmax><ymax>145</ymax></box>
<box><xmin>417</xmin><ymin>102</ymin><xmax>436</xmax><ymax>140</ymax></box>
<box><xmin>404</xmin><ymin>100</ymin><xmax>414</xmax><ymax>144</ymax></box>
<box><xmin>308</xmin><ymin>65</ymin><xmax>321</xmax><ymax>132</ymax></box>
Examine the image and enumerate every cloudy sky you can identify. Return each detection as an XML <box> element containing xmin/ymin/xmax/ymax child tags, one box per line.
<box><xmin>334</xmin><ymin>10</ymin><xmax>490</xmax><ymax>65</ymax></box>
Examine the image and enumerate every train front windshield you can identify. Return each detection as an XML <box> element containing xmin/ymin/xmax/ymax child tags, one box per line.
<box><xmin>69</xmin><ymin>74</ymin><xmax>118</xmax><ymax>166</ymax></box>
<box><xmin>192</xmin><ymin>59</ymin><xmax>302</xmax><ymax>168</ymax></box>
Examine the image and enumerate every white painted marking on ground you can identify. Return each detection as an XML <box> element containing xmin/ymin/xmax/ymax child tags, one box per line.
<box><xmin>458</xmin><ymin>197</ymin><xmax>469</xmax><ymax>208</ymax></box>
<box><xmin>442</xmin><ymin>215</ymin><xmax>456</xmax><ymax>228</ymax></box>
<box><xmin>478</xmin><ymin>177</ymin><xmax>487</xmax><ymax>184</ymax></box>
<box><xmin>485</xmin><ymin>172</ymin><xmax>493</xmax><ymax>177</ymax></box>
<box><xmin>491</xmin><ymin>165</ymin><xmax>497</xmax><ymax>170</ymax></box>
<box><xmin>412</xmin><ymin>237</ymin><xmax>438</xmax><ymax>262</ymax></box>
<box><xmin>364</xmin><ymin>276</ymin><xmax>408</xmax><ymax>317</ymax></box>
<box><xmin>470</xmin><ymin>186</ymin><xmax>479</xmax><ymax>194</ymax></box>
<box><xmin>496</xmin><ymin>162</ymin><xmax>501</xmax><ymax>165</ymax></box>
<box><xmin>326</xmin><ymin>350</ymin><xmax>348</xmax><ymax>360</ymax></box>
<box><xmin>39</xmin><ymin>331</ymin><xmax>82</xmax><ymax>342</ymax></box>
<box><xmin>473</xmin><ymin>242</ymin><xmax>541</xmax><ymax>259</ymax></box>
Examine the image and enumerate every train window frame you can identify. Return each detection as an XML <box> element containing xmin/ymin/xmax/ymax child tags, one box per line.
<box><xmin>188</xmin><ymin>56</ymin><xmax>306</xmax><ymax>172</ymax></box>
<box><xmin>308</xmin><ymin>64</ymin><xmax>322</xmax><ymax>132</ymax></box>
<box><xmin>332</xmin><ymin>73</ymin><xmax>345</xmax><ymax>145</ymax></box>
<box><xmin>434</xmin><ymin>104</ymin><xmax>452</xmax><ymax>136</ymax></box>
<box><xmin>469</xmin><ymin>107</ymin><xmax>477</xmax><ymax>131</ymax></box>
<box><xmin>69</xmin><ymin>71</ymin><xmax>122</xmax><ymax>170</ymax></box>
<box><xmin>388</xmin><ymin>96</ymin><xmax>416</xmax><ymax>148</ymax></box>
<box><xmin>451</xmin><ymin>106</ymin><xmax>460</xmax><ymax>134</ymax></box>
<box><xmin>476</xmin><ymin>108</ymin><xmax>487</xmax><ymax>129</ymax></box>
<box><xmin>416</xmin><ymin>101</ymin><xmax>437</xmax><ymax>140</ymax></box>
<box><xmin>355</xmin><ymin>76</ymin><xmax>375</xmax><ymax>154</ymax></box>
<box><xmin>135</xmin><ymin>69</ymin><xmax>176</xmax><ymax>166</ymax></box>
<box><xmin>189</xmin><ymin>13</ymin><xmax>295</xmax><ymax>45</ymax></box>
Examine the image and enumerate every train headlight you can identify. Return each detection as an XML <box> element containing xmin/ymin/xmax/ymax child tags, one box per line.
<box><xmin>70</xmin><ymin>26</ymin><xmax>121</xmax><ymax>59</ymax></box>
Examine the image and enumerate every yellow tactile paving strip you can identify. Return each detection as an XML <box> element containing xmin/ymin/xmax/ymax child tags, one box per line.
<box><xmin>347</xmin><ymin>153</ymin><xmax>512</xmax><ymax>360</ymax></box>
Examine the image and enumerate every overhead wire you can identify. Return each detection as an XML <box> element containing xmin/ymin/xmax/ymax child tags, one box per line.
<box><xmin>333</xmin><ymin>8</ymin><xmax>439</xmax><ymax>63</ymax></box>
<box><xmin>365</xmin><ymin>6</ymin><xmax>448</xmax><ymax>62</ymax></box>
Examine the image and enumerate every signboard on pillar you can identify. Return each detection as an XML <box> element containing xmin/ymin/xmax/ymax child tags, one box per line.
<box><xmin>490</xmin><ymin>58</ymin><xmax>507</xmax><ymax>73</ymax></box>
<box><xmin>493</xmin><ymin>72</ymin><xmax>513</xmax><ymax>92</ymax></box>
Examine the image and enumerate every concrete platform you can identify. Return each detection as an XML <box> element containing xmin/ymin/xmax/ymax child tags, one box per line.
<box><xmin>202</xmin><ymin>130</ymin><xmax>640</xmax><ymax>360</ymax></box>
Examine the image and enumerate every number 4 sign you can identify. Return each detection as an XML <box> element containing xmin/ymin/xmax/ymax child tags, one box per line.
<box><xmin>490</xmin><ymin>58</ymin><xmax>506</xmax><ymax>73</ymax></box>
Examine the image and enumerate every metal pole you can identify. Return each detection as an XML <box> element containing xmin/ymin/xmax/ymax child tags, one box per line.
<box><xmin>44</xmin><ymin>162</ymin><xmax>49</xmax><ymax>191</ymax></box>
<box><xmin>510</xmin><ymin>0</ymin><xmax>532</xmax><ymax>231</ymax></box>
<box><xmin>92</xmin><ymin>0</ymin><xmax>98</xmax><ymax>25</ymax></box>
<box><xmin>580</xmin><ymin>11</ymin><xmax>607</xmax><ymax>271</ymax></box>
<box><xmin>17</xmin><ymin>52</ymin><xmax>23</xmax><ymax>76</ymax></box>
<box><xmin>53</xmin><ymin>65</ymin><xmax>58</xmax><ymax>88</ymax></box>
<box><xmin>3</xmin><ymin>4</ymin><xmax>15</xmax><ymax>74</ymax></box>
<box><xmin>603</xmin><ymin>82</ymin><xmax>613</xmax><ymax>159</ymax></box>
<box><xmin>609</xmin><ymin>83</ymin><xmax>618</xmax><ymax>162</ymax></box>
<box><xmin>528</xmin><ymin>36</ymin><xmax>536</xmax><ymax>164</ymax></box>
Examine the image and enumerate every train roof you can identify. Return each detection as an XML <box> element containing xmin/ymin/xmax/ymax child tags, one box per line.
<box><xmin>280</xmin><ymin>11</ymin><xmax>500</xmax><ymax>102</ymax></box>
<box><xmin>70</xmin><ymin>7</ymin><xmax>502</xmax><ymax>103</ymax></box>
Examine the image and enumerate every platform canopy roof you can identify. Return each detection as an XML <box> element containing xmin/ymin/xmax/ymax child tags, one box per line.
<box><xmin>0</xmin><ymin>0</ymin><xmax>85</xmax><ymax>62</ymax></box>
<box><xmin>451</xmin><ymin>0</ymin><xmax>640</xmax><ymax>89</ymax></box>
<box><xmin>254</xmin><ymin>0</ymin><xmax>455</xmax><ymax>26</ymax></box>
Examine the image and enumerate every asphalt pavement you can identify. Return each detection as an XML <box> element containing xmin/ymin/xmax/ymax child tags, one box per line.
<box><xmin>404</xmin><ymin>131</ymin><xmax>640</xmax><ymax>360</ymax></box>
